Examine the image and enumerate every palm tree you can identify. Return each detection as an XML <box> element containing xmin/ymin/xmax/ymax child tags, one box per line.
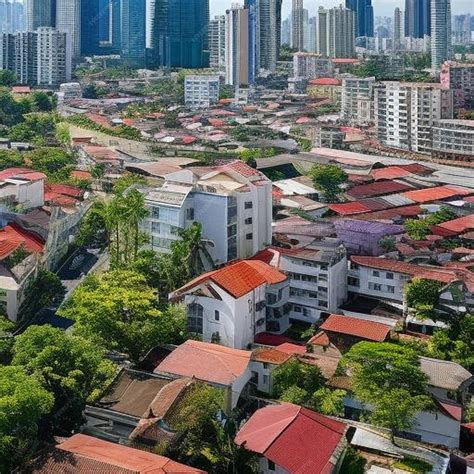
<box><xmin>180</xmin><ymin>222</ymin><xmax>215</xmax><ymax>278</ymax></box>
<box><xmin>122</xmin><ymin>189</ymin><xmax>149</xmax><ymax>260</ymax></box>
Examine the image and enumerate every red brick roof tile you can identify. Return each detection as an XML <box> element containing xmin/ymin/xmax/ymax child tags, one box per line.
<box><xmin>252</xmin><ymin>347</ymin><xmax>292</xmax><ymax>364</ymax></box>
<box><xmin>432</xmin><ymin>215</ymin><xmax>474</xmax><ymax>236</ymax></box>
<box><xmin>328</xmin><ymin>202</ymin><xmax>371</xmax><ymax>215</ymax></box>
<box><xmin>309</xmin><ymin>77</ymin><xmax>342</xmax><ymax>86</ymax></box>
<box><xmin>401</xmin><ymin>185</ymin><xmax>472</xmax><ymax>204</ymax></box>
<box><xmin>347</xmin><ymin>180</ymin><xmax>413</xmax><ymax>199</ymax></box>
<box><xmin>319</xmin><ymin>314</ymin><xmax>391</xmax><ymax>342</ymax></box>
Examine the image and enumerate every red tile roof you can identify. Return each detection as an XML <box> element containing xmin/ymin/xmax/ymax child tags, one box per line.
<box><xmin>275</xmin><ymin>342</ymin><xmax>307</xmax><ymax>355</ymax></box>
<box><xmin>352</xmin><ymin>204</ymin><xmax>422</xmax><ymax>221</ymax></box>
<box><xmin>397</xmin><ymin>163</ymin><xmax>434</xmax><ymax>175</ymax></box>
<box><xmin>222</xmin><ymin>160</ymin><xmax>266</xmax><ymax>179</ymax></box>
<box><xmin>328</xmin><ymin>202</ymin><xmax>370</xmax><ymax>215</ymax></box>
<box><xmin>0</xmin><ymin>167</ymin><xmax>46</xmax><ymax>181</ymax></box>
<box><xmin>155</xmin><ymin>340</ymin><xmax>251</xmax><ymax>386</ymax></box>
<box><xmin>438</xmin><ymin>400</ymin><xmax>462</xmax><ymax>421</ymax></box>
<box><xmin>319</xmin><ymin>314</ymin><xmax>391</xmax><ymax>342</ymax></box>
<box><xmin>235</xmin><ymin>403</ymin><xmax>346</xmax><ymax>473</ymax></box>
<box><xmin>45</xmin><ymin>184</ymin><xmax>83</xmax><ymax>198</ymax></box>
<box><xmin>44</xmin><ymin>192</ymin><xmax>78</xmax><ymax>207</ymax></box>
<box><xmin>71</xmin><ymin>170</ymin><xmax>92</xmax><ymax>180</ymax></box>
<box><xmin>347</xmin><ymin>180</ymin><xmax>413</xmax><ymax>199</ymax></box>
<box><xmin>0</xmin><ymin>223</ymin><xmax>44</xmax><ymax>259</ymax></box>
<box><xmin>32</xmin><ymin>433</ymin><xmax>204</xmax><ymax>473</ymax></box>
<box><xmin>371</xmin><ymin>166</ymin><xmax>413</xmax><ymax>181</ymax></box>
<box><xmin>309</xmin><ymin>77</ymin><xmax>342</xmax><ymax>86</ymax></box>
<box><xmin>431</xmin><ymin>215</ymin><xmax>474</xmax><ymax>236</ymax></box>
<box><xmin>172</xmin><ymin>260</ymin><xmax>286</xmax><ymax>299</ymax></box>
<box><xmin>252</xmin><ymin>347</ymin><xmax>292</xmax><ymax>364</ymax></box>
<box><xmin>401</xmin><ymin>185</ymin><xmax>472</xmax><ymax>204</ymax></box>
<box><xmin>11</xmin><ymin>86</ymin><xmax>31</xmax><ymax>94</ymax></box>
<box><xmin>351</xmin><ymin>256</ymin><xmax>465</xmax><ymax>285</ymax></box>
<box><xmin>254</xmin><ymin>333</ymin><xmax>294</xmax><ymax>346</ymax></box>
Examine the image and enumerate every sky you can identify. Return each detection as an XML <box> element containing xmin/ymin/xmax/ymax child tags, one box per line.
<box><xmin>210</xmin><ymin>0</ymin><xmax>473</xmax><ymax>19</ymax></box>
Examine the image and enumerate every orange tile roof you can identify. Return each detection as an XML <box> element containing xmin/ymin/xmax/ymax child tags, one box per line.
<box><xmin>371</xmin><ymin>166</ymin><xmax>413</xmax><ymax>181</ymax></box>
<box><xmin>275</xmin><ymin>342</ymin><xmax>307</xmax><ymax>355</ymax></box>
<box><xmin>309</xmin><ymin>77</ymin><xmax>342</xmax><ymax>86</ymax></box>
<box><xmin>173</xmin><ymin>260</ymin><xmax>287</xmax><ymax>299</ymax></box>
<box><xmin>0</xmin><ymin>223</ymin><xmax>44</xmax><ymax>259</ymax></box>
<box><xmin>432</xmin><ymin>215</ymin><xmax>474</xmax><ymax>236</ymax></box>
<box><xmin>252</xmin><ymin>347</ymin><xmax>292</xmax><ymax>364</ymax></box>
<box><xmin>401</xmin><ymin>185</ymin><xmax>472</xmax><ymax>203</ymax></box>
<box><xmin>155</xmin><ymin>340</ymin><xmax>251</xmax><ymax>386</ymax></box>
<box><xmin>319</xmin><ymin>314</ymin><xmax>391</xmax><ymax>342</ymax></box>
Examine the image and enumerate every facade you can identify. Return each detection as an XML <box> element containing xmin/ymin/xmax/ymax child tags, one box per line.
<box><xmin>308</xmin><ymin>16</ymin><xmax>316</xmax><ymax>52</ymax></box>
<box><xmin>431</xmin><ymin>119</ymin><xmax>474</xmax><ymax>165</ymax></box>
<box><xmin>346</xmin><ymin>0</ymin><xmax>374</xmax><ymax>37</ymax></box>
<box><xmin>404</xmin><ymin>0</ymin><xmax>431</xmax><ymax>38</ymax></box>
<box><xmin>225</xmin><ymin>6</ymin><xmax>250</xmax><ymax>87</ymax></box>
<box><xmin>317</xmin><ymin>6</ymin><xmax>355</xmax><ymax>58</ymax></box>
<box><xmin>171</xmin><ymin>260</ymin><xmax>290</xmax><ymax>349</ymax></box>
<box><xmin>184</xmin><ymin>75</ymin><xmax>220</xmax><ymax>109</ymax></box>
<box><xmin>393</xmin><ymin>8</ymin><xmax>404</xmax><ymax>51</ymax></box>
<box><xmin>291</xmin><ymin>0</ymin><xmax>304</xmax><ymax>51</ymax></box>
<box><xmin>36</xmin><ymin>27</ymin><xmax>71</xmax><ymax>86</ymax></box>
<box><xmin>0</xmin><ymin>0</ymin><xmax>24</xmax><ymax>34</ymax></box>
<box><xmin>56</xmin><ymin>0</ymin><xmax>81</xmax><ymax>60</ymax></box>
<box><xmin>374</xmin><ymin>81</ymin><xmax>453</xmax><ymax>153</ymax></box>
<box><xmin>440</xmin><ymin>62</ymin><xmax>474</xmax><ymax>110</ymax></box>
<box><xmin>431</xmin><ymin>0</ymin><xmax>452</xmax><ymax>71</ymax></box>
<box><xmin>341</xmin><ymin>76</ymin><xmax>375</xmax><ymax>125</ymax></box>
<box><xmin>25</xmin><ymin>0</ymin><xmax>54</xmax><ymax>31</ymax></box>
<box><xmin>120</xmin><ymin>0</ymin><xmax>146</xmax><ymax>68</ymax></box>
<box><xmin>258</xmin><ymin>0</ymin><xmax>282</xmax><ymax>72</ymax></box>
<box><xmin>292</xmin><ymin>53</ymin><xmax>332</xmax><ymax>79</ymax></box>
<box><xmin>142</xmin><ymin>161</ymin><xmax>272</xmax><ymax>265</ymax></box>
<box><xmin>209</xmin><ymin>15</ymin><xmax>225</xmax><ymax>71</ymax></box>
<box><xmin>152</xmin><ymin>0</ymin><xmax>210</xmax><ymax>69</ymax></box>
<box><xmin>81</xmin><ymin>0</ymin><xmax>101</xmax><ymax>55</ymax></box>
<box><xmin>452</xmin><ymin>14</ymin><xmax>471</xmax><ymax>45</ymax></box>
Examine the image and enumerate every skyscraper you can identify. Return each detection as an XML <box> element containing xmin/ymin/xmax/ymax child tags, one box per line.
<box><xmin>152</xmin><ymin>0</ymin><xmax>209</xmax><ymax>68</ymax></box>
<box><xmin>346</xmin><ymin>0</ymin><xmax>373</xmax><ymax>37</ymax></box>
<box><xmin>318</xmin><ymin>6</ymin><xmax>355</xmax><ymax>58</ymax></box>
<box><xmin>281</xmin><ymin>16</ymin><xmax>291</xmax><ymax>45</ymax></box>
<box><xmin>225</xmin><ymin>5</ymin><xmax>249</xmax><ymax>86</ymax></box>
<box><xmin>292</xmin><ymin>0</ymin><xmax>304</xmax><ymax>51</ymax></box>
<box><xmin>37</xmin><ymin>26</ymin><xmax>71</xmax><ymax>85</ymax></box>
<box><xmin>209</xmin><ymin>15</ymin><xmax>225</xmax><ymax>71</ymax></box>
<box><xmin>431</xmin><ymin>0</ymin><xmax>451</xmax><ymax>71</ymax></box>
<box><xmin>0</xmin><ymin>0</ymin><xmax>25</xmax><ymax>34</ymax></box>
<box><xmin>56</xmin><ymin>0</ymin><xmax>81</xmax><ymax>59</ymax></box>
<box><xmin>25</xmin><ymin>0</ymin><xmax>55</xmax><ymax>31</ymax></box>
<box><xmin>308</xmin><ymin>16</ymin><xmax>317</xmax><ymax>52</ymax></box>
<box><xmin>81</xmin><ymin>0</ymin><xmax>101</xmax><ymax>55</ymax></box>
<box><xmin>98</xmin><ymin>0</ymin><xmax>111</xmax><ymax>43</ymax></box>
<box><xmin>453</xmin><ymin>14</ymin><xmax>471</xmax><ymax>45</ymax></box>
<box><xmin>121</xmin><ymin>0</ymin><xmax>146</xmax><ymax>67</ymax></box>
<box><xmin>404</xmin><ymin>0</ymin><xmax>430</xmax><ymax>38</ymax></box>
<box><xmin>393</xmin><ymin>8</ymin><xmax>404</xmax><ymax>51</ymax></box>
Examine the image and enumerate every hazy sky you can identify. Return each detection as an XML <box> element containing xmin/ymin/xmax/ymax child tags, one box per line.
<box><xmin>210</xmin><ymin>0</ymin><xmax>473</xmax><ymax>18</ymax></box>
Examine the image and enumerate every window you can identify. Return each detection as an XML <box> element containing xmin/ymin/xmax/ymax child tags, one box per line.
<box><xmin>372</xmin><ymin>270</ymin><xmax>380</xmax><ymax>277</ymax></box>
<box><xmin>369</xmin><ymin>282</ymin><xmax>382</xmax><ymax>291</ymax></box>
<box><xmin>227</xmin><ymin>224</ymin><xmax>237</xmax><ymax>238</ymax></box>
<box><xmin>188</xmin><ymin>303</ymin><xmax>203</xmax><ymax>334</ymax></box>
<box><xmin>245</xmin><ymin>217</ymin><xmax>253</xmax><ymax>225</ymax></box>
<box><xmin>386</xmin><ymin>272</ymin><xmax>394</xmax><ymax>280</ymax></box>
<box><xmin>263</xmin><ymin>363</ymin><xmax>269</xmax><ymax>369</ymax></box>
<box><xmin>246</xmin><ymin>233</ymin><xmax>253</xmax><ymax>240</ymax></box>
<box><xmin>214</xmin><ymin>310</ymin><xmax>220</xmax><ymax>321</ymax></box>
<box><xmin>151</xmin><ymin>222</ymin><xmax>161</xmax><ymax>234</ymax></box>
<box><xmin>263</xmin><ymin>375</ymin><xmax>269</xmax><ymax>385</ymax></box>
<box><xmin>386</xmin><ymin>285</ymin><xmax>395</xmax><ymax>294</ymax></box>
<box><xmin>293</xmin><ymin>305</ymin><xmax>302</xmax><ymax>313</ymax></box>
<box><xmin>186</xmin><ymin>208</ymin><xmax>194</xmax><ymax>220</ymax></box>
<box><xmin>244</xmin><ymin>201</ymin><xmax>253</xmax><ymax>209</ymax></box>
<box><xmin>151</xmin><ymin>206</ymin><xmax>160</xmax><ymax>219</ymax></box>
<box><xmin>348</xmin><ymin>277</ymin><xmax>360</xmax><ymax>287</ymax></box>
<box><xmin>268</xmin><ymin>460</ymin><xmax>276</xmax><ymax>471</ymax></box>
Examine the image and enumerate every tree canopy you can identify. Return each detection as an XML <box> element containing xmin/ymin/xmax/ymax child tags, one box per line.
<box><xmin>405</xmin><ymin>278</ymin><xmax>444</xmax><ymax>320</ymax></box>
<box><xmin>309</xmin><ymin>164</ymin><xmax>348</xmax><ymax>203</ymax></box>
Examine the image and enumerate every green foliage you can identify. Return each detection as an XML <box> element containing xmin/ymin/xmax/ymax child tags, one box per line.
<box><xmin>273</xmin><ymin>359</ymin><xmax>325</xmax><ymax>398</ymax></box>
<box><xmin>311</xmin><ymin>388</ymin><xmax>346</xmax><ymax>416</ymax></box>
<box><xmin>24</xmin><ymin>146</ymin><xmax>74</xmax><ymax>178</ymax></box>
<box><xmin>280</xmin><ymin>385</ymin><xmax>309</xmax><ymax>405</ymax></box>
<box><xmin>55</xmin><ymin>122</ymin><xmax>71</xmax><ymax>146</ymax></box>
<box><xmin>58</xmin><ymin>270</ymin><xmax>186</xmax><ymax>362</ymax></box>
<box><xmin>5</xmin><ymin>244</ymin><xmax>30</xmax><ymax>268</ymax></box>
<box><xmin>263</xmin><ymin>169</ymin><xmax>286</xmax><ymax>181</ymax></box>
<box><xmin>145</xmin><ymin>79</ymin><xmax>184</xmax><ymax>105</ymax></box>
<box><xmin>309</xmin><ymin>164</ymin><xmax>348</xmax><ymax>203</ymax></box>
<box><xmin>65</xmin><ymin>114</ymin><xmax>142</xmax><ymax>140</ymax></box>
<box><xmin>239</xmin><ymin>147</ymin><xmax>276</xmax><ymax>165</ymax></box>
<box><xmin>405</xmin><ymin>278</ymin><xmax>443</xmax><ymax>320</ymax></box>
<box><xmin>9</xmin><ymin>113</ymin><xmax>57</xmax><ymax>145</ymax></box>
<box><xmin>379</xmin><ymin>236</ymin><xmax>397</xmax><ymax>252</ymax></box>
<box><xmin>0</xmin><ymin>149</ymin><xmax>23</xmax><ymax>168</ymax></box>
<box><xmin>340</xmin><ymin>447</ymin><xmax>367</xmax><ymax>474</ymax></box>
<box><xmin>393</xmin><ymin>457</ymin><xmax>432</xmax><ymax>473</ymax></box>
<box><xmin>75</xmin><ymin>200</ymin><xmax>109</xmax><ymax>248</ymax></box>
<box><xmin>428</xmin><ymin>314</ymin><xmax>474</xmax><ymax>371</ymax></box>
<box><xmin>0</xmin><ymin>365</ymin><xmax>54</xmax><ymax>472</ymax></box>
<box><xmin>404</xmin><ymin>207</ymin><xmax>457</xmax><ymax>240</ymax></box>
<box><xmin>82</xmin><ymin>84</ymin><xmax>109</xmax><ymax>99</ymax></box>
<box><xmin>0</xmin><ymin>70</ymin><xmax>16</xmax><ymax>86</ymax></box>
<box><xmin>12</xmin><ymin>325</ymin><xmax>116</xmax><ymax>432</ymax></box>
<box><xmin>163</xmin><ymin>110</ymin><xmax>180</xmax><ymax>128</ymax></box>
<box><xmin>279</xmin><ymin>43</ymin><xmax>298</xmax><ymax>61</ymax></box>
<box><xmin>341</xmin><ymin>342</ymin><xmax>433</xmax><ymax>436</ymax></box>
<box><xmin>219</xmin><ymin>84</ymin><xmax>235</xmax><ymax>100</ymax></box>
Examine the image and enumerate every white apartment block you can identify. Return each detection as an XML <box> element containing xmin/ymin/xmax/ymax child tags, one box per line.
<box><xmin>292</xmin><ymin>52</ymin><xmax>333</xmax><ymax>79</ymax></box>
<box><xmin>184</xmin><ymin>75</ymin><xmax>220</xmax><ymax>109</ymax></box>
<box><xmin>317</xmin><ymin>5</ymin><xmax>355</xmax><ymax>58</ymax></box>
<box><xmin>142</xmin><ymin>161</ymin><xmax>272</xmax><ymax>266</ymax></box>
<box><xmin>37</xmin><ymin>27</ymin><xmax>71</xmax><ymax>86</ymax></box>
<box><xmin>431</xmin><ymin>119</ymin><xmax>474</xmax><ymax>165</ymax></box>
<box><xmin>209</xmin><ymin>15</ymin><xmax>226</xmax><ymax>71</ymax></box>
<box><xmin>440</xmin><ymin>62</ymin><xmax>474</xmax><ymax>110</ymax></box>
<box><xmin>374</xmin><ymin>81</ymin><xmax>453</xmax><ymax>154</ymax></box>
<box><xmin>341</xmin><ymin>76</ymin><xmax>375</xmax><ymax>125</ymax></box>
<box><xmin>170</xmin><ymin>260</ymin><xmax>290</xmax><ymax>349</ymax></box>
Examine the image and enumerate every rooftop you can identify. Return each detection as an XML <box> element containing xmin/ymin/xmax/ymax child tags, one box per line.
<box><xmin>235</xmin><ymin>403</ymin><xmax>346</xmax><ymax>473</ymax></box>
<box><xmin>401</xmin><ymin>185</ymin><xmax>472</xmax><ymax>204</ymax></box>
<box><xmin>419</xmin><ymin>357</ymin><xmax>472</xmax><ymax>391</ymax></box>
<box><xmin>317</xmin><ymin>314</ymin><xmax>391</xmax><ymax>342</ymax></box>
<box><xmin>346</xmin><ymin>180</ymin><xmax>413</xmax><ymax>199</ymax></box>
<box><xmin>252</xmin><ymin>347</ymin><xmax>292</xmax><ymax>365</ymax></box>
<box><xmin>155</xmin><ymin>340</ymin><xmax>251</xmax><ymax>386</ymax></box>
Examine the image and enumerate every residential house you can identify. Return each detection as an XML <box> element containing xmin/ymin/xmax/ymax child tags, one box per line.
<box><xmin>235</xmin><ymin>403</ymin><xmax>347</xmax><ymax>474</ymax></box>
<box><xmin>142</xmin><ymin>161</ymin><xmax>272</xmax><ymax>265</ymax></box>
<box><xmin>250</xmin><ymin>347</ymin><xmax>292</xmax><ymax>394</ymax></box>
<box><xmin>154</xmin><ymin>340</ymin><xmax>252</xmax><ymax>409</ymax></box>
<box><xmin>0</xmin><ymin>168</ymin><xmax>46</xmax><ymax>210</ymax></box>
<box><xmin>24</xmin><ymin>433</ymin><xmax>204</xmax><ymax>473</ymax></box>
<box><xmin>170</xmin><ymin>260</ymin><xmax>290</xmax><ymax>349</ymax></box>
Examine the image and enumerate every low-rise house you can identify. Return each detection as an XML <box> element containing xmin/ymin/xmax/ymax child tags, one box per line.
<box><xmin>170</xmin><ymin>260</ymin><xmax>290</xmax><ymax>348</ymax></box>
<box><xmin>154</xmin><ymin>340</ymin><xmax>252</xmax><ymax>408</ymax></box>
<box><xmin>235</xmin><ymin>403</ymin><xmax>347</xmax><ymax>474</ymax></box>
<box><xmin>309</xmin><ymin>314</ymin><xmax>391</xmax><ymax>353</ymax></box>
<box><xmin>250</xmin><ymin>347</ymin><xmax>292</xmax><ymax>394</ymax></box>
<box><xmin>24</xmin><ymin>433</ymin><xmax>204</xmax><ymax>473</ymax></box>
<box><xmin>0</xmin><ymin>168</ymin><xmax>46</xmax><ymax>209</ymax></box>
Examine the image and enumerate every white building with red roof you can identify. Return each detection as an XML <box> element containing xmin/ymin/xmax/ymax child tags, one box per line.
<box><xmin>235</xmin><ymin>403</ymin><xmax>347</xmax><ymax>473</ymax></box>
<box><xmin>142</xmin><ymin>161</ymin><xmax>272</xmax><ymax>265</ymax></box>
<box><xmin>170</xmin><ymin>259</ymin><xmax>290</xmax><ymax>349</ymax></box>
<box><xmin>0</xmin><ymin>168</ymin><xmax>46</xmax><ymax>209</ymax></box>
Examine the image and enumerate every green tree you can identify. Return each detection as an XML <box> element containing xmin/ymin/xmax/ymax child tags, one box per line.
<box><xmin>309</xmin><ymin>164</ymin><xmax>348</xmax><ymax>203</ymax></box>
<box><xmin>24</xmin><ymin>147</ymin><xmax>73</xmax><ymax>176</ymax></box>
<box><xmin>0</xmin><ymin>70</ymin><xmax>16</xmax><ymax>86</ymax></box>
<box><xmin>12</xmin><ymin>325</ymin><xmax>116</xmax><ymax>433</ymax></box>
<box><xmin>272</xmin><ymin>359</ymin><xmax>325</xmax><ymax>398</ymax></box>
<box><xmin>404</xmin><ymin>207</ymin><xmax>457</xmax><ymax>240</ymax></box>
<box><xmin>31</xmin><ymin>91</ymin><xmax>55</xmax><ymax>112</ymax></box>
<box><xmin>58</xmin><ymin>270</ymin><xmax>186</xmax><ymax>362</ymax></box>
<box><xmin>219</xmin><ymin>84</ymin><xmax>235</xmax><ymax>100</ymax></box>
<box><xmin>55</xmin><ymin>122</ymin><xmax>71</xmax><ymax>147</ymax></box>
<box><xmin>0</xmin><ymin>149</ymin><xmax>23</xmax><ymax>168</ymax></box>
<box><xmin>341</xmin><ymin>342</ymin><xmax>433</xmax><ymax>442</ymax></box>
<box><xmin>0</xmin><ymin>366</ymin><xmax>54</xmax><ymax>472</ymax></box>
<box><xmin>280</xmin><ymin>385</ymin><xmax>309</xmax><ymax>405</ymax></box>
<box><xmin>311</xmin><ymin>387</ymin><xmax>346</xmax><ymax>416</ymax></box>
<box><xmin>405</xmin><ymin>278</ymin><xmax>443</xmax><ymax>320</ymax></box>
<box><xmin>379</xmin><ymin>236</ymin><xmax>397</xmax><ymax>252</ymax></box>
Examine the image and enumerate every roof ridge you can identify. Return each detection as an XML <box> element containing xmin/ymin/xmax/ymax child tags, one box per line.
<box><xmin>299</xmin><ymin>408</ymin><xmax>346</xmax><ymax>435</ymax></box>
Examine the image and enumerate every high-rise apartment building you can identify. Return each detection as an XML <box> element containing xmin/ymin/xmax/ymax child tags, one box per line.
<box><xmin>56</xmin><ymin>0</ymin><xmax>81</xmax><ymax>59</ymax></box>
<box><xmin>308</xmin><ymin>16</ymin><xmax>317</xmax><ymax>52</ymax></box>
<box><xmin>431</xmin><ymin>0</ymin><xmax>451</xmax><ymax>71</ymax></box>
<box><xmin>404</xmin><ymin>0</ymin><xmax>431</xmax><ymax>38</ymax></box>
<box><xmin>440</xmin><ymin>61</ymin><xmax>474</xmax><ymax>110</ymax></box>
<box><xmin>293</xmin><ymin>52</ymin><xmax>332</xmax><ymax>79</ymax></box>
<box><xmin>393</xmin><ymin>8</ymin><xmax>404</xmax><ymax>51</ymax></box>
<box><xmin>452</xmin><ymin>14</ymin><xmax>471</xmax><ymax>45</ymax></box>
<box><xmin>25</xmin><ymin>0</ymin><xmax>55</xmax><ymax>31</ymax></box>
<box><xmin>281</xmin><ymin>16</ymin><xmax>290</xmax><ymax>46</ymax></box>
<box><xmin>225</xmin><ymin>5</ymin><xmax>249</xmax><ymax>87</ymax></box>
<box><xmin>184</xmin><ymin>75</ymin><xmax>220</xmax><ymax>109</ymax></box>
<box><xmin>0</xmin><ymin>0</ymin><xmax>24</xmax><ymax>34</ymax></box>
<box><xmin>81</xmin><ymin>0</ymin><xmax>101</xmax><ymax>55</ymax></box>
<box><xmin>37</xmin><ymin>26</ymin><xmax>71</xmax><ymax>86</ymax></box>
<box><xmin>209</xmin><ymin>15</ymin><xmax>225</xmax><ymax>71</ymax></box>
<box><xmin>152</xmin><ymin>0</ymin><xmax>209</xmax><ymax>69</ymax></box>
<box><xmin>346</xmin><ymin>0</ymin><xmax>373</xmax><ymax>37</ymax></box>
<box><xmin>374</xmin><ymin>82</ymin><xmax>453</xmax><ymax>153</ymax></box>
<box><xmin>342</xmin><ymin>76</ymin><xmax>375</xmax><ymax>124</ymax></box>
<box><xmin>121</xmin><ymin>0</ymin><xmax>146</xmax><ymax>67</ymax></box>
<box><xmin>0</xmin><ymin>31</ymin><xmax>36</xmax><ymax>83</ymax></box>
<box><xmin>292</xmin><ymin>0</ymin><xmax>304</xmax><ymax>51</ymax></box>
<box><xmin>318</xmin><ymin>6</ymin><xmax>355</xmax><ymax>58</ymax></box>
